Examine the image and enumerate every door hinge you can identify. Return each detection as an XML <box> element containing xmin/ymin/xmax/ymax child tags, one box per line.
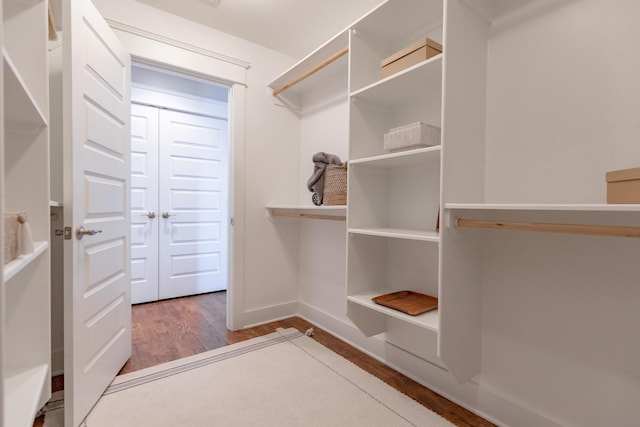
<box><xmin>230</xmin><ymin>217</ymin><xmax>234</xmax><ymax>226</ymax></box>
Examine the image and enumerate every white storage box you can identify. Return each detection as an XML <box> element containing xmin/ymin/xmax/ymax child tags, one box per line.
<box><xmin>383</xmin><ymin>122</ymin><xmax>440</xmax><ymax>152</ymax></box>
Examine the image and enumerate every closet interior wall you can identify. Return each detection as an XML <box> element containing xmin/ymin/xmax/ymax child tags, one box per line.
<box><xmin>296</xmin><ymin>74</ymin><xmax>349</xmax><ymax>321</ymax></box>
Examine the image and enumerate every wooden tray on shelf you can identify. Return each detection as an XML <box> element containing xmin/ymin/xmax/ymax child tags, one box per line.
<box><xmin>372</xmin><ymin>291</ymin><xmax>438</xmax><ymax>316</ymax></box>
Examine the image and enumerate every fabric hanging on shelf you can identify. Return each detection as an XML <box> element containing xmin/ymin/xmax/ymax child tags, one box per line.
<box><xmin>307</xmin><ymin>152</ymin><xmax>343</xmax><ymax>205</ymax></box>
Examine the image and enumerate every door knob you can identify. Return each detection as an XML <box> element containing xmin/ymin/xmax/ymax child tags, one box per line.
<box><xmin>142</xmin><ymin>212</ymin><xmax>156</xmax><ymax>219</ymax></box>
<box><xmin>161</xmin><ymin>212</ymin><xmax>176</xmax><ymax>219</ymax></box>
<box><xmin>76</xmin><ymin>226</ymin><xmax>103</xmax><ymax>240</ymax></box>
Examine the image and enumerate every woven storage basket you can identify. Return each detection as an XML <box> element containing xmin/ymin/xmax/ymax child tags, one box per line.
<box><xmin>323</xmin><ymin>163</ymin><xmax>347</xmax><ymax>205</ymax></box>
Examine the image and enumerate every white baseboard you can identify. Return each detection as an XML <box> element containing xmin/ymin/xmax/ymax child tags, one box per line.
<box><xmin>241</xmin><ymin>300</ymin><xmax>298</xmax><ymax>328</ymax></box>
<box><xmin>297</xmin><ymin>301</ymin><xmax>563</xmax><ymax>427</ymax></box>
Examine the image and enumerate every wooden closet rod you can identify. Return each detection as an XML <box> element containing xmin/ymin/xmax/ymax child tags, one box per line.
<box><xmin>271</xmin><ymin>211</ymin><xmax>346</xmax><ymax>222</ymax></box>
<box><xmin>456</xmin><ymin>218</ymin><xmax>640</xmax><ymax>238</ymax></box>
<box><xmin>272</xmin><ymin>47</ymin><xmax>349</xmax><ymax>97</ymax></box>
<box><xmin>48</xmin><ymin>3</ymin><xmax>58</xmax><ymax>41</ymax></box>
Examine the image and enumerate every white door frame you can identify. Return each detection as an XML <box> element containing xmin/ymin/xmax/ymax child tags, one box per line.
<box><xmin>130</xmin><ymin>73</ymin><xmax>230</xmax><ymax>304</ymax></box>
<box><xmin>129</xmin><ymin>57</ymin><xmax>245</xmax><ymax>331</ymax></box>
<box><xmin>105</xmin><ymin>18</ymin><xmax>249</xmax><ymax>330</ymax></box>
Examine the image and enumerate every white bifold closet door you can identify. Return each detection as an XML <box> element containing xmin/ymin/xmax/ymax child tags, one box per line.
<box><xmin>131</xmin><ymin>103</ymin><xmax>228</xmax><ymax>304</ymax></box>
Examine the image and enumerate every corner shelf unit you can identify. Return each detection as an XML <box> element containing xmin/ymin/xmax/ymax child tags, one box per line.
<box><xmin>2</xmin><ymin>0</ymin><xmax>52</xmax><ymax>425</ymax></box>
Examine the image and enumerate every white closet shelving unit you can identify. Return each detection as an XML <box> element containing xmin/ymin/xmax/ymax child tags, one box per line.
<box><xmin>346</xmin><ymin>0</ymin><xmax>443</xmax><ymax>343</ymax></box>
<box><xmin>268</xmin><ymin>0</ymin><xmax>640</xmax><ymax>394</ymax></box>
<box><xmin>266</xmin><ymin>29</ymin><xmax>350</xmax><ymax>219</ymax></box>
<box><xmin>438</xmin><ymin>0</ymin><xmax>640</xmax><ymax>383</ymax></box>
<box><xmin>1</xmin><ymin>0</ymin><xmax>52</xmax><ymax>425</ymax></box>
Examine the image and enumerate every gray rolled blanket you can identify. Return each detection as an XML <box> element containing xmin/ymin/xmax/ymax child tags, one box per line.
<box><xmin>307</xmin><ymin>152</ymin><xmax>343</xmax><ymax>205</ymax></box>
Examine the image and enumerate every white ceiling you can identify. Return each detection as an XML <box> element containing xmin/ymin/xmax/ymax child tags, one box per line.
<box><xmin>132</xmin><ymin>0</ymin><xmax>384</xmax><ymax>58</ymax></box>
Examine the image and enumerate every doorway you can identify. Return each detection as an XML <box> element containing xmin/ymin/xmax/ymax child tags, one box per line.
<box><xmin>129</xmin><ymin>64</ymin><xmax>231</xmax><ymax>304</ymax></box>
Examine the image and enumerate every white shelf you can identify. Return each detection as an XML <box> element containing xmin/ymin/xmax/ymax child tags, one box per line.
<box><xmin>445</xmin><ymin>203</ymin><xmax>640</xmax><ymax>238</ymax></box>
<box><xmin>349</xmin><ymin>227</ymin><xmax>439</xmax><ymax>242</ymax></box>
<box><xmin>3</xmin><ymin>49</ymin><xmax>48</xmax><ymax>129</ymax></box>
<box><xmin>4</xmin><ymin>364</ymin><xmax>49</xmax><ymax>427</ymax></box>
<box><xmin>350</xmin><ymin>55</ymin><xmax>442</xmax><ymax>108</ymax></box>
<box><xmin>49</xmin><ymin>200</ymin><xmax>63</xmax><ymax>207</ymax></box>
<box><xmin>348</xmin><ymin>293</ymin><xmax>439</xmax><ymax>332</ymax></box>
<box><xmin>445</xmin><ymin>203</ymin><xmax>640</xmax><ymax>212</ymax></box>
<box><xmin>445</xmin><ymin>203</ymin><xmax>640</xmax><ymax>227</ymax></box>
<box><xmin>350</xmin><ymin>145</ymin><xmax>441</xmax><ymax>168</ymax></box>
<box><xmin>3</xmin><ymin>241</ymin><xmax>48</xmax><ymax>282</ymax></box>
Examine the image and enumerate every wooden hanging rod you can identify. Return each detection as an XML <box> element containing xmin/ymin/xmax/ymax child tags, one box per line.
<box><xmin>456</xmin><ymin>218</ymin><xmax>640</xmax><ymax>238</ymax></box>
<box><xmin>270</xmin><ymin>211</ymin><xmax>346</xmax><ymax>222</ymax></box>
<box><xmin>48</xmin><ymin>3</ymin><xmax>58</xmax><ymax>41</ymax></box>
<box><xmin>272</xmin><ymin>47</ymin><xmax>349</xmax><ymax>97</ymax></box>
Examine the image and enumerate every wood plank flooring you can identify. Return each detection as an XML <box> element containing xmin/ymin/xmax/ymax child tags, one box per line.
<box><xmin>38</xmin><ymin>292</ymin><xmax>494</xmax><ymax>427</ymax></box>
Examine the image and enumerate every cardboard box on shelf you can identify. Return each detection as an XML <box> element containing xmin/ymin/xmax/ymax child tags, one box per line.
<box><xmin>381</xmin><ymin>38</ymin><xmax>442</xmax><ymax>78</ymax></box>
<box><xmin>606</xmin><ymin>167</ymin><xmax>640</xmax><ymax>203</ymax></box>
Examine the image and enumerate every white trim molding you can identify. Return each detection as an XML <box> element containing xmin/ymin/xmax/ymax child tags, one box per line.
<box><xmin>105</xmin><ymin>19</ymin><xmax>251</xmax><ymax>70</ymax></box>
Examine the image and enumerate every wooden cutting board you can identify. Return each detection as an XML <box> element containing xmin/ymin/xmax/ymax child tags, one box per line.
<box><xmin>372</xmin><ymin>291</ymin><xmax>438</xmax><ymax>316</ymax></box>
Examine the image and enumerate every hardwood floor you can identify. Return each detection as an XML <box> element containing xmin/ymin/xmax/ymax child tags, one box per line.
<box><xmin>119</xmin><ymin>290</ymin><xmax>229</xmax><ymax>374</ymax></box>
<box><xmin>39</xmin><ymin>292</ymin><xmax>494</xmax><ymax>426</ymax></box>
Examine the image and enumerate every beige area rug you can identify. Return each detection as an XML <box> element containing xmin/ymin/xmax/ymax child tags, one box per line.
<box><xmin>78</xmin><ymin>328</ymin><xmax>453</xmax><ymax>426</ymax></box>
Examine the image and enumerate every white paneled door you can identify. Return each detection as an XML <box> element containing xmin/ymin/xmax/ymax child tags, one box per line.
<box><xmin>131</xmin><ymin>106</ymin><xmax>228</xmax><ymax>304</ymax></box>
<box><xmin>130</xmin><ymin>104</ymin><xmax>159</xmax><ymax>303</ymax></box>
<box><xmin>63</xmin><ymin>0</ymin><xmax>131</xmax><ymax>426</ymax></box>
<box><xmin>159</xmin><ymin>109</ymin><xmax>229</xmax><ymax>300</ymax></box>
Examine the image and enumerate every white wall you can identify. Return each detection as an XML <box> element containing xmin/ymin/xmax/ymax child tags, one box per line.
<box><xmin>484</xmin><ymin>0</ymin><xmax>640</xmax><ymax>204</ymax></box>
<box><xmin>479</xmin><ymin>1</ymin><xmax>640</xmax><ymax>425</ymax></box>
<box><xmin>92</xmin><ymin>0</ymin><xmax>302</xmax><ymax>326</ymax></box>
<box><xmin>297</xmin><ymin>77</ymin><xmax>349</xmax><ymax>322</ymax></box>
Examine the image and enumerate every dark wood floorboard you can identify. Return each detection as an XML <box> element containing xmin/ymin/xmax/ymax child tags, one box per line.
<box><xmin>38</xmin><ymin>292</ymin><xmax>493</xmax><ymax>427</ymax></box>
